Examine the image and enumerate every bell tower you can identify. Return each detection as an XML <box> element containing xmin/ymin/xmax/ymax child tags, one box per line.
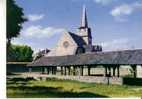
<box><xmin>78</xmin><ymin>5</ymin><xmax>92</xmax><ymax>46</ymax></box>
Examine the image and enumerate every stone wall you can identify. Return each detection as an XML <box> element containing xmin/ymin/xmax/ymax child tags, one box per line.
<box><xmin>20</xmin><ymin>73</ymin><xmax>123</xmax><ymax>85</ymax></box>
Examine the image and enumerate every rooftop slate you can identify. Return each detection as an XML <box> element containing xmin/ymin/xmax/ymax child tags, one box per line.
<box><xmin>27</xmin><ymin>49</ymin><xmax>142</xmax><ymax>67</ymax></box>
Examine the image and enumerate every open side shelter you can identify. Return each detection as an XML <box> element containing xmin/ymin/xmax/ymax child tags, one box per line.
<box><xmin>27</xmin><ymin>49</ymin><xmax>142</xmax><ymax>78</ymax></box>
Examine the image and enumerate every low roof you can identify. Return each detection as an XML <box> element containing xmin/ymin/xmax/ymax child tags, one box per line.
<box><xmin>27</xmin><ymin>49</ymin><xmax>142</xmax><ymax>67</ymax></box>
<box><xmin>7</xmin><ymin>62</ymin><xmax>31</xmax><ymax>65</ymax></box>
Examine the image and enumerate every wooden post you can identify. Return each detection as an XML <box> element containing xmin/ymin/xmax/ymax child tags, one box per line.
<box><xmin>53</xmin><ymin>67</ymin><xmax>56</xmax><ymax>75</ymax></box>
<box><xmin>68</xmin><ymin>67</ymin><xmax>71</xmax><ymax>75</ymax></box>
<box><xmin>131</xmin><ymin>65</ymin><xmax>137</xmax><ymax>78</ymax></box>
<box><xmin>80</xmin><ymin>66</ymin><xmax>83</xmax><ymax>76</ymax></box>
<box><xmin>51</xmin><ymin>67</ymin><xmax>54</xmax><ymax>75</ymax></box>
<box><xmin>108</xmin><ymin>66</ymin><xmax>111</xmax><ymax>77</ymax></box>
<box><xmin>88</xmin><ymin>66</ymin><xmax>91</xmax><ymax>76</ymax></box>
<box><xmin>113</xmin><ymin>66</ymin><xmax>116</xmax><ymax>76</ymax></box>
<box><xmin>64</xmin><ymin>66</ymin><xmax>67</xmax><ymax>75</ymax></box>
<box><xmin>47</xmin><ymin>67</ymin><xmax>50</xmax><ymax>74</ymax></box>
<box><xmin>73</xmin><ymin>66</ymin><xmax>76</xmax><ymax>75</ymax></box>
<box><xmin>117</xmin><ymin>65</ymin><xmax>120</xmax><ymax>77</ymax></box>
<box><xmin>55</xmin><ymin>66</ymin><xmax>57</xmax><ymax>75</ymax></box>
<box><xmin>52</xmin><ymin>67</ymin><xmax>54</xmax><ymax>74</ymax></box>
<box><xmin>41</xmin><ymin>67</ymin><xmax>44</xmax><ymax>74</ymax></box>
<box><xmin>61</xmin><ymin>66</ymin><xmax>63</xmax><ymax>75</ymax></box>
<box><xmin>105</xmin><ymin>66</ymin><xmax>107</xmax><ymax>77</ymax></box>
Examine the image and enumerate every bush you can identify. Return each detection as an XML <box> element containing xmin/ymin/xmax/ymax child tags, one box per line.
<box><xmin>123</xmin><ymin>77</ymin><xmax>142</xmax><ymax>86</ymax></box>
<box><xmin>7</xmin><ymin>44</ymin><xmax>33</xmax><ymax>62</ymax></box>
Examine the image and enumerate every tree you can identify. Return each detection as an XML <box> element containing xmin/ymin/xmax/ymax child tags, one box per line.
<box><xmin>7</xmin><ymin>0</ymin><xmax>27</xmax><ymax>45</ymax></box>
<box><xmin>7</xmin><ymin>44</ymin><xmax>33</xmax><ymax>62</ymax></box>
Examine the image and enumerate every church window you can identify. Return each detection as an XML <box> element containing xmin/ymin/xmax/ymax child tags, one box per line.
<box><xmin>63</xmin><ymin>41</ymin><xmax>69</xmax><ymax>48</ymax></box>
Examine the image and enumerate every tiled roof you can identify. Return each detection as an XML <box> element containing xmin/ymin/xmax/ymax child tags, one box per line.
<box><xmin>27</xmin><ymin>49</ymin><xmax>142</xmax><ymax>67</ymax></box>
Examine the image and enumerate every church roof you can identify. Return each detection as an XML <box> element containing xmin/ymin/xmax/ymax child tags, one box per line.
<box><xmin>27</xmin><ymin>49</ymin><xmax>142</xmax><ymax>67</ymax></box>
<box><xmin>69</xmin><ymin>32</ymin><xmax>86</xmax><ymax>46</ymax></box>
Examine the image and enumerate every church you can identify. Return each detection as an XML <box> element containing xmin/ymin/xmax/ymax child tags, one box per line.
<box><xmin>28</xmin><ymin>6</ymin><xmax>142</xmax><ymax>80</ymax></box>
<box><xmin>46</xmin><ymin>6</ymin><xmax>102</xmax><ymax>57</ymax></box>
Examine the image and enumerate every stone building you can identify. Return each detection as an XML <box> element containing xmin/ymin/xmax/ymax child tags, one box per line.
<box><xmin>46</xmin><ymin>6</ymin><xmax>102</xmax><ymax>57</ymax></box>
<box><xmin>28</xmin><ymin>6</ymin><xmax>142</xmax><ymax>79</ymax></box>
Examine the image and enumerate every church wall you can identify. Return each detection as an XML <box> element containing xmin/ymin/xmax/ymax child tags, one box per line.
<box><xmin>82</xmin><ymin>36</ymin><xmax>89</xmax><ymax>45</ymax></box>
<box><xmin>77</xmin><ymin>29</ymin><xmax>89</xmax><ymax>45</ymax></box>
<box><xmin>54</xmin><ymin>32</ymin><xmax>78</xmax><ymax>56</ymax></box>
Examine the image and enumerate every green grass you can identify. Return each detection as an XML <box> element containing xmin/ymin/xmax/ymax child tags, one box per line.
<box><xmin>7</xmin><ymin>77</ymin><xmax>142</xmax><ymax>98</ymax></box>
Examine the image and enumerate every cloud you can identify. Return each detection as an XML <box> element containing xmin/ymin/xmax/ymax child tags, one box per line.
<box><xmin>111</xmin><ymin>4</ymin><xmax>133</xmax><ymax>17</ymax></box>
<box><xmin>27</xmin><ymin>14</ymin><xmax>45</xmax><ymax>21</ymax></box>
<box><xmin>110</xmin><ymin>2</ymin><xmax>142</xmax><ymax>22</ymax></box>
<box><xmin>71</xmin><ymin>0</ymin><xmax>116</xmax><ymax>5</ymax></box>
<box><xmin>21</xmin><ymin>25</ymin><xmax>65</xmax><ymax>38</ymax></box>
<box><xmin>100</xmin><ymin>38</ymin><xmax>130</xmax><ymax>51</ymax></box>
<box><xmin>94</xmin><ymin>0</ymin><xmax>116</xmax><ymax>5</ymax></box>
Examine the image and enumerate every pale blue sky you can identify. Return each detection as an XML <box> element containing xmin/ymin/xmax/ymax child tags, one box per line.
<box><xmin>12</xmin><ymin>0</ymin><xmax>142</xmax><ymax>52</ymax></box>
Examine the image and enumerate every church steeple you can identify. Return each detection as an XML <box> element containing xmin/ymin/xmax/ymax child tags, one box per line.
<box><xmin>78</xmin><ymin>5</ymin><xmax>92</xmax><ymax>46</ymax></box>
<box><xmin>81</xmin><ymin>5</ymin><xmax>88</xmax><ymax>28</ymax></box>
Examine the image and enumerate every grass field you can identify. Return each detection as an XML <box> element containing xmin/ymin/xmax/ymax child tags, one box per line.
<box><xmin>7</xmin><ymin>77</ymin><xmax>142</xmax><ymax>98</ymax></box>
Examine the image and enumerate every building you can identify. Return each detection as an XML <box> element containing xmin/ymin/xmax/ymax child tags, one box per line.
<box><xmin>46</xmin><ymin>6</ymin><xmax>102</xmax><ymax>57</ymax></box>
<box><xmin>28</xmin><ymin>6</ymin><xmax>142</xmax><ymax>79</ymax></box>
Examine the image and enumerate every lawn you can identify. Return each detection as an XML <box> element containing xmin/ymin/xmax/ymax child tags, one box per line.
<box><xmin>7</xmin><ymin>77</ymin><xmax>142</xmax><ymax>98</ymax></box>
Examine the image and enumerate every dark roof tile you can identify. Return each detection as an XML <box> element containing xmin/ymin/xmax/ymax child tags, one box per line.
<box><xmin>27</xmin><ymin>49</ymin><xmax>142</xmax><ymax>66</ymax></box>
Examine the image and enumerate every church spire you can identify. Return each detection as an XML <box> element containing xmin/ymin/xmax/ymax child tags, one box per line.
<box><xmin>78</xmin><ymin>5</ymin><xmax>92</xmax><ymax>46</ymax></box>
<box><xmin>81</xmin><ymin>5</ymin><xmax>88</xmax><ymax>28</ymax></box>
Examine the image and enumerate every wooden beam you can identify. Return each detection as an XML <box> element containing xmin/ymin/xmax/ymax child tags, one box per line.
<box><xmin>64</xmin><ymin>66</ymin><xmax>67</xmax><ymax>75</ymax></box>
<box><xmin>7</xmin><ymin>62</ymin><xmax>31</xmax><ymax>65</ymax></box>
<box><xmin>55</xmin><ymin>66</ymin><xmax>57</xmax><ymax>75</ymax></box>
<box><xmin>88</xmin><ymin>66</ymin><xmax>91</xmax><ymax>76</ymax></box>
<box><xmin>51</xmin><ymin>67</ymin><xmax>54</xmax><ymax>75</ymax></box>
<box><xmin>80</xmin><ymin>66</ymin><xmax>84</xmax><ymax>76</ymax></box>
<box><xmin>61</xmin><ymin>66</ymin><xmax>63</xmax><ymax>75</ymax></box>
<box><xmin>41</xmin><ymin>67</ymin><xmax>44</xmax><ymax>74</ymax></box>
<box><xmin>113</xmin><ymin>66</ymin><xmax>116</xmax><ymax>76</ymax></box>
<box><xmin>68</xmin><ymin>67</ymin><xmax>71</xmax><ymax>75</ymax></box>
<box><xmin>117</xmin><ymin>65</ymin><xmax>120</xmax><ymax>77</ymax></box>
<box><xmin>73</xmin><ymin>66</ymin><xmax>76</xmax><ymax>75</ymax></box>
<box><xmin>108</xmin><ymin>66</ymin><xmax>111</xmax><ymax>77</ymax></box>
<box><xmin>47</xmin><ymin>67</ymin><xmax>50</xmax><ymax>74</ymax></box>
<box><xmin>131</xmin><ymin>65</ymin><xmax>137</xmax><ymax>78</ymax></box>
<box><xmin>104</xmin><ymin>66</ymin><xmax>107</xmax><ymax>77</ymax></box>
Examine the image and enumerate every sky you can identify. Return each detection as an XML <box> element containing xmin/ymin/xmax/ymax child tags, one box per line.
<box><xmin>12</xmin><ymin>0</ymin><xmax>142</xmax><ymax>53</ymax></box>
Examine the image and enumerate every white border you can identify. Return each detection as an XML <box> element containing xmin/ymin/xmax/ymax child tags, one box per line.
<box><xmin>1</xmin><ymin>0</ymin><xmax>142</xmax><ymax>99</ymax></box>
<box><xmin>0</xmin><ymin>0</ymin><xmax>6</xmax><ymax>98</ymax></box>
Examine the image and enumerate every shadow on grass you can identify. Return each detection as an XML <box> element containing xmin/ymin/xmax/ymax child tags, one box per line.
<box><xmin>7</xmin><ymin>86</ymin><xmax>108</xmax><ymax>98</ymax></box>
<box><xmin>7</xmin><ymin>72</ymin><xmax>22</xmax><ymax>76</ymax></box>
<box><xmin>7</xmin><ymin>77</ymin><xmax>35</xmax><ymax>85</ymax></box>
<box><xmin>123</xmin><ymin>77</ymin><xmax>142</xmax><ymax>86</ymax></box>
<box><xmin>9</xmin><ymin>77</ymin><xmax>35</xmax><ymax>81</ymax></box>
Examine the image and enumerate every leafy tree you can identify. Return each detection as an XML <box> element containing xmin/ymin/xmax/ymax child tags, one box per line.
<box><xmin>7</xmin><ymin>44</ymin><xmax>33</xmax><ymax>62</ymax></box>
<box><xmin>7</xmin><ymin>0</ymin><xmax>27</xmax><ymax>45</ymax></box>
